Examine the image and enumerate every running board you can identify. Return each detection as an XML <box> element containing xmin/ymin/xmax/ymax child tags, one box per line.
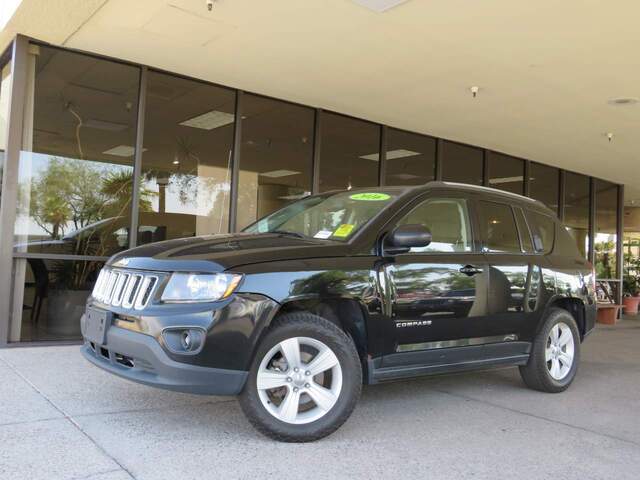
<box><xmin>368</xmin><ymin>342</ymin><xmax>531</xmax><ymax>384</ymax></box>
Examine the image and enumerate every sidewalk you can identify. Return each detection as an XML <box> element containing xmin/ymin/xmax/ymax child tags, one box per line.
<box><xmin>1</xmin><ymin>319</ymin><xmax>639</xmax><ymax>480</ymax></box>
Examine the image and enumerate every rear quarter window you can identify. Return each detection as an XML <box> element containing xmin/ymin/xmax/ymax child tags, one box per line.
<box><xmin>525</xmin><ymin>210</ymin><xmax>555</xmax><ymax>254</ymax></box>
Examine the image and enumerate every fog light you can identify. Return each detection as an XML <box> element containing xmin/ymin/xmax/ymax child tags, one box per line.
<box><xmin>162</xmin><ymin>327</ymin><xmax>205</xmax><ymax>354</ymax></box>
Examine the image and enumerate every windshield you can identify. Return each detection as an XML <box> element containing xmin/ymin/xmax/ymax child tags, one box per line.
<box><xmin>243</xmin><ymin>190</ymin><xmax>399</xmax><ymax>241</ymax></box>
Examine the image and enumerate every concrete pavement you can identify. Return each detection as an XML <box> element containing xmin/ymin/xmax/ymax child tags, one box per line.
<box><xmin>1</xmin><ymin>318</ymin><xmax>639</xmax><ymax>480</ymax></box>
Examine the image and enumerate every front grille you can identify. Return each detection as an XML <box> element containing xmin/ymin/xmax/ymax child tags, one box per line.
<box><xmin>92</xmin><ymin>268</ymin><xmax>159</xmax><ymax>310</ymax></box>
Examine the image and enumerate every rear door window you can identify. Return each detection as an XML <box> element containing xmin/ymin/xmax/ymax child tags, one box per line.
<box><xmin>478</xmin><ymin>201</ymin><xmax>521</xmax><ymax>253</ymax></box>
<box><xmin>525</xmin><ymin>210</ymin><xmax>555</xmax><ymax>254</ymax></box>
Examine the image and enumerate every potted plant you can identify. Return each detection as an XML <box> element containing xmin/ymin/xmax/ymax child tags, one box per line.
<box><xmin>622</xmin><ymin>253</ymin><xmax>640</xmax><ymax>315</ymax></box>
<box><xmin>622</xmin><ymin>274</ymin><xmax>640</xmax><ymax>315</ymax></box>
<box><xmin>46</xmin><ymin>260</ymin><xmax>100</xmax><ymax>336</ymax></box>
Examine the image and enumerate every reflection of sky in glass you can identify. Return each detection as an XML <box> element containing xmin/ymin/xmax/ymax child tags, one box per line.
<box><xmin>143</xmin><ymin>175</ymin><xmax>230</xmax><ymax>217</ymax></box>
<box><xmin>15</xmin><ymin>152</ymin><xmax>132</xmax><ymax>237</ymax></box>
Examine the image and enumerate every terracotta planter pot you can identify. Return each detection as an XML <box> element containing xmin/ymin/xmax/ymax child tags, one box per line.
<box><xmin>623</xmin><ymin>296</ymin><xmax>640</xmax><ymax>315</ymax></box>
<box><xmin>597</xmin><ymin>305</ymin><xmax>621</xmax><ymax>325</ymax></box>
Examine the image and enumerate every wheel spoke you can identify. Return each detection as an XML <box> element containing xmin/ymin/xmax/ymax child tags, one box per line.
<box><xmin>558</xmin><ymin>328</ymin><xmax>573</xmax><ymax>347</ymax></box>
<box><xmin>279</xmin><ymin>338</ymin><xmax>301</xmax><ymax>369</ymax></box>
<box><xmin>558</xmin><ymin>351</ymin><xmax>573</xmax><ymax>368</ymax></box>
<box><xmin>307</xmin><ymin>382</ymin><xmax>338</xmax><ymax>412</ymax></box>
<box><xmin>306</xmin><ymin>347</ymin><xmax>339</xmax><ymax>376</ymax></box>
<box><xmin>549</xmin><ymin>358</ymin><xmax>561</xmax><ymax>378</ymax></box>
<box><xmin>550</xmin><ymin>324</ymin><xmax>559</xmax><ymax>344</ymax></box>
<box><xmin>278</xmin><ymin>388</ymin><xmax>301</xmax><ymax>422</ymax></box>
<box><xmin>545</xmin><ymin>347</ymin><xmax>553</xmax><ymax>361</ymax></box>
<box><xmin>257</xmin><ymin>370</ymin><xmax>289</xmax><ymax>390</ymax></box>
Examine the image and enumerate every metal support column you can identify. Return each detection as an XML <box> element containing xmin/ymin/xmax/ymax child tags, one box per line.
<box><xmin>0</xmin><ymin>36</ymin><xmax>29</xmax><ymax>346</ymax></box>
<box><xmin>228</xmin><ymin>90</ymin><xmax>243</xmax><ymax>232</ymax></box>
<box><xmin>129</xmin><ymin>66</ymin><xmax>147</xmax><ymax>248</ymax></box>
<box><xmin>378</xmin><ymin>125</ymin><xmax>387</xmax><ymax>186</ymax></box>
<box><xmin>311</xmin><ymin>109</ymin><xmax>322</xmax><ymax>194</ymax></box>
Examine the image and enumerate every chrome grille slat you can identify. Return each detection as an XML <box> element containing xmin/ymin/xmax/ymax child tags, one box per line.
<box><xmin>91</xmin><ymin>268</ymin><xmax>159</xmax><ymax>310</ymax></box>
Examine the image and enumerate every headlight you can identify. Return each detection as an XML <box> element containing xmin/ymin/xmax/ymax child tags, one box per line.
<box><xmin>161</xmin><ymin>273</ymin><xmax>243</xmax><ymax>303</ymax></box>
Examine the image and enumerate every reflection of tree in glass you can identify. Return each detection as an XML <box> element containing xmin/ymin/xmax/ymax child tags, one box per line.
<box><xmin>27</xmin><ymin>157</ymin><xmax>154</xmax><ymax>256</ymax></box>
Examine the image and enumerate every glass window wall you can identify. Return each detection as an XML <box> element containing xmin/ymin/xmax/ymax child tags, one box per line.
<box><xmin>564</xmin><ymin>172</ymin><xmax>590</xmax><ymax>259</ymax></box>
<box><xmin>138</xmin><ymin>71</ymin><xmax>235</xmax><ymax>244</ymax></box>
<box><xmin>14</xmin><ymin>46</ymin><xmax>141</xmax><ymax>256</ymax></box>
<box><xmin>595</xmin><ymin>180</ymin><xmax>618</xmax><ymax>279</ymax></box>
<box><xmin>441</xmin><ymin>141</ymin><xmax>483</xmax><ymax>185</ymax></box>
<box><xmin>384</xmin><ymin>128</ymin><xmax>436</xmax><ymax>185</ymax></box>
<box><xmin>236</xmin><ymin>94</ymin><xmax>314</xmax><ymax>230</ymax></box>
<box><xmin>529</xmin><ymin>162</ymin><xmax>560</xmax><ymax>214</ymax></box>
<box><xmin>318</xmin><ymin>112</ymin><xmax>379</xmax><ymax>192</ymax></box>
<box><xmin>487</xmin><ymin>152</ymin><xmax>524</xmax><ymax>195</ymax></box>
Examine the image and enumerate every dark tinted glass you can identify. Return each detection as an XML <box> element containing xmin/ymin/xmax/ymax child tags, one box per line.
<box><xmin>319</xmin><ymin>112</ymin><xmax>379</xmax><ymax>192</ymax></box>
<box><xmin>595</xmin><ymin>180</ymin><xmax>618</xmax><ymax>278</ymax></box>
<box><xmin>441</xmin><ymin>141</ymin><xmax>483</xmax><ymax>185</ymax></box>
<box><xmin>236</xmin><ymin>94</ymin><xmax>314</xmax><ymax>230</ymax></box>
<box><xmin>18</xmin><ymin>259</ymin><xmax>103</xmax><ymax>341</ymax></box>
<box><xmin>564</xmin><ymin>172</ymin><xmax>590</xmax><ymax>258</ymax></box>
<box><xmin>14</xmin><ymin>46</ymin><xmax>141</xmax><ymax>256</ymax></box>
<box><xmin>487</xmin><ymin>152</ymin><xmax>524</xmax><ymax>194</ymax></box>
<box><xmin>138</xmin><ymin>71</ymin><xmax>235</xmax><ymax>244</ymax></box>
<box><xmin>529</xmin><ymin>162</ymin><xmax>559</xmax><ymax>214</ymax></box>
<box><xmin>478</xmin><ymin>201</ymin><xmax>520</xmax><ymax>253</ymax></box>
<box><xmin>384</xmin><ymin>129</ymin><xmax>436</xmax><ymax>185</ymax></box>
<box><xmin>526</xmin><ymin>210</ymin><xmax>555</xmax><ymax>254</ymax></box>
<box><xmin>514</xmin><ymin>208</ymin><xmax>533</xmax><ymax>253</ymax></box>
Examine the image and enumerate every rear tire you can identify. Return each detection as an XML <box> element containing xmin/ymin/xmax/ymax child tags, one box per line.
<box><xmin>239</xmin><ymin>312</ymin><xmax>362</xmax><ymax>442</ymax></box>
<box><xmin>519</xmin><ymin>308</ymin><xmax>580</xmax><ymax>393</ymax></box>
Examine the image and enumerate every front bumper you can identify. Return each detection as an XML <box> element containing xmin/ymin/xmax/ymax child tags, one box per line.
<box><xmin>81</xmin><ymin>324</ymin><xmax>247</xmax><ymax>395</ymax></box>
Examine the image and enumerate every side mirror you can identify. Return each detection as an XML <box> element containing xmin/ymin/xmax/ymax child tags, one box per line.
<box><xmin>384</xmin><ymin>224</ymin><xmax>432</xmax><ymax>255</ymax></box>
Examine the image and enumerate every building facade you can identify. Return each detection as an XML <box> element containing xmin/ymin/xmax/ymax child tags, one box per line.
<box><xmin>0</xmin><ymin>35</ymin><xmax>624</xmax><ymax>345</ymax></box>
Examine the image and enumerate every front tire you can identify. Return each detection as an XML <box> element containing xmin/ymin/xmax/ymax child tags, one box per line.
<box><xmin>239</xmin><ymin>312</ymin><xmax>362</xmax><ymax>442</ymax></box>
<box><xmin>519</xmin><ymin>308</ymin><xmax>580</xmax><ymax>393</ymax></box>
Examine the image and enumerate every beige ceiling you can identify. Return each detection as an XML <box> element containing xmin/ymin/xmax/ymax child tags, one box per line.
<box><xmin>2</xmin><ymin>0</ymin><xmax>640</xmax><ymax>203</ymax></box>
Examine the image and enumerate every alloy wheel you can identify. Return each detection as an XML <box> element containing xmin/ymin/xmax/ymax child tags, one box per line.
<box><xmin>256</xmin><ymin>336</ymin><xmax>342</xmax><ymax>424</ymax></box>
<box><xmin>545</xmin><ymin>322</ymin><xmax>575</xmax><ymax>380</ymax></box>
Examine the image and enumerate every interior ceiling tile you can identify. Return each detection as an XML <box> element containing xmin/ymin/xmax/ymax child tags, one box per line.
<box><xmin>141</xmin><ymin>4</ymin><xmax>236</xmax><ymax>46</ymax></box>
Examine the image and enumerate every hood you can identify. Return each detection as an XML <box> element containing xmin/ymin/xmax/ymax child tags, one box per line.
<box><xmin>107</xmin><ymin>232</ymin><xmax>351</xmax><ymax>273</ymax></box>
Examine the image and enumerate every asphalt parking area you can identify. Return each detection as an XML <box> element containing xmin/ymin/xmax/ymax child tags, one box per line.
<box><xmin>1</xmin><ymin>319</ymin><xmax>639</xmax><ymax>480</ymax></box>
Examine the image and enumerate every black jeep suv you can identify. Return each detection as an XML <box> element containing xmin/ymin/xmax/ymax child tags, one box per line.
<box><xmin>81</xmin><ymin>182</ymin><xmax>596</xmax><ymax>442</ymax></box>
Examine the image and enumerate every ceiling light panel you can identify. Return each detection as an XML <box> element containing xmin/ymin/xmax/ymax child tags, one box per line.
<box><xmin>180</xmin><ymin>110</ymin><xmax>235</xmax><ymax>130</ymax></box>
<box><xmin>351</xmin><ymin>0</ymin><xmax>411</xmax><ymax>13</ymax></box>
<box><xmin>360</xmin><ymin>149</ymin><xmax>421</xmax><ymax>161</ymax></box>
<box><xmin>260</xmin><ymin>169</ymin><xmax>301</xmax><ymax>178</ymax></box>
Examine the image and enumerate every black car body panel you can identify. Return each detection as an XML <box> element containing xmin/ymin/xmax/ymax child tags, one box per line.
<box><xmin>81</xmin><ymin>182</ymin><xmax>596</xmax><ymax>394</ymax></box>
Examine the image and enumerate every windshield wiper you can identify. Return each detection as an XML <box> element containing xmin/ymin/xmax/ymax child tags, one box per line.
<box><xmin>271</xmin><ymin>229</ymin><xmax>307</xmax><ymax>239</ymax></box>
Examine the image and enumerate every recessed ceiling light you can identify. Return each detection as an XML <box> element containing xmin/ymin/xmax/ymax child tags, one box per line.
<box><xmin>360</xmin><ymin>149</ymin><xmax>421</xmax><ymax>161</ymax></box>
<box><xmin>260</xmin><ymin>169</ymin><xmax>301</xmax><ymax>178</ymax></box>
<box><xmin>172</xmin><ymin>160</ymin><xmax>180</xmax><ymax>165</ymax></box>
<box><xmin>180</xmin><ymin>110</ymin><xmax>235</xmax><ymax>130</ymax></box>
<box><xmin>607</xmin><ymin>97</ymin><xmax>639</xmax><ymax>106</ymax></box>
<box><xmin>102</xmin><ymin>145</ymin><xmax>147</xmax><ymax>157</ymax></box>
<box><xmin>351</xmin><ymin>0</ymin><xmax>411</xmax><ymax>12</ymax></box>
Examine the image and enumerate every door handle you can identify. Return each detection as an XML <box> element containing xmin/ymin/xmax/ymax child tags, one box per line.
<box><xmin>459</xmin><ymin>264</ymin><xmax>483</xmax><ymax>276</ymax></box>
